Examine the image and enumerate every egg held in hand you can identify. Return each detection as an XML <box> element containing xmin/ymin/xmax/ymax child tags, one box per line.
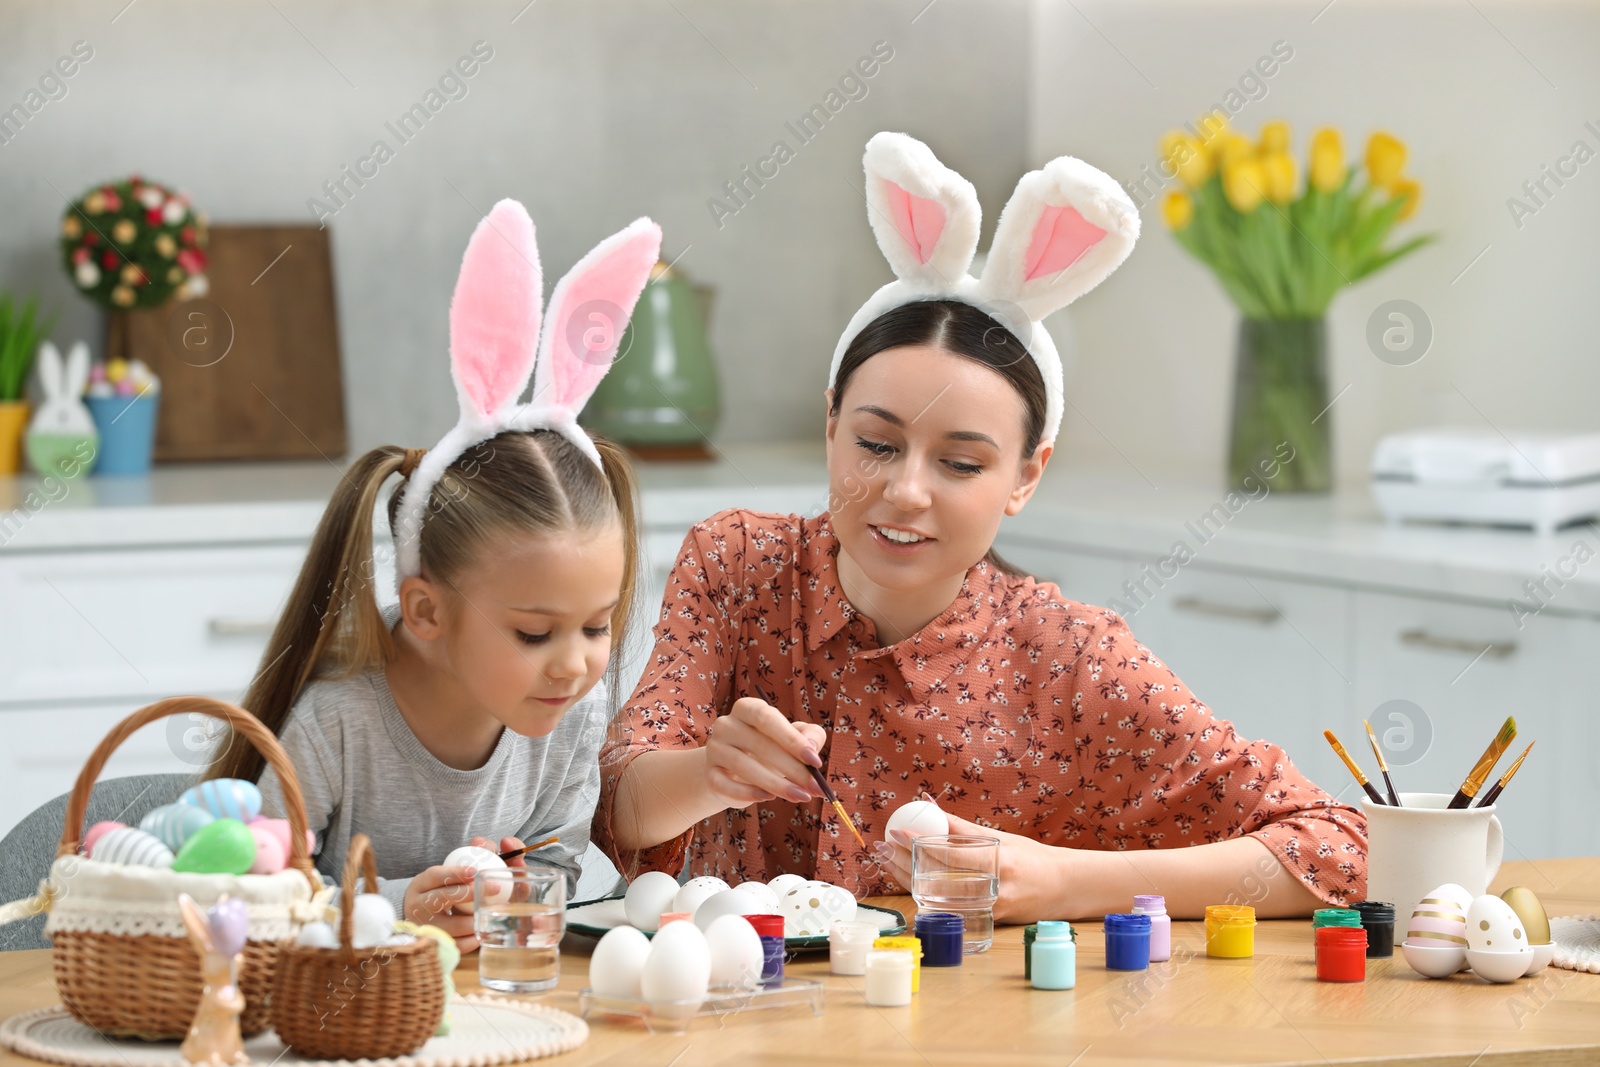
<box><xmin>442</xmin><ymin>845</ymin><xmax>508</xmax><ymax>913</ymax></box>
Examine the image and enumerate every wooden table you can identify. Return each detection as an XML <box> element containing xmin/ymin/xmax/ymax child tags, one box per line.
<box><xmin>2</xmin><ymin>859</ymin><xmax>1596</xmax><ymax>1067</ymax></box>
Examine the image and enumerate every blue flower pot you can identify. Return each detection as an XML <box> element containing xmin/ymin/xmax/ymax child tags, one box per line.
<box><xmin>86</xmin><ymin>392</ymin><xmax>160</xmax><ymax>475</ymax></box>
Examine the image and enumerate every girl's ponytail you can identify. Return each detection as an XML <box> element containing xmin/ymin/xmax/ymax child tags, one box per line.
<box><xmin>209</xmin><ymin>446</ymin><xmax>406</xmax><ymax>783</ymax></box>
<box><xmin>593</xmin><ymin>435</ymin><xmax>644</xmax><ymax>690</ymax></box>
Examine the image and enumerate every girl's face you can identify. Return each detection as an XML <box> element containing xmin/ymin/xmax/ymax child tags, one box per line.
<box><xmin>825</xmin><ymin>344</ymin><xmax>1049</xmax><ymax>595</ymax></box>
<box><xmin>428</xmin><ymin>524</ymin><xmax>623</xmax><ymax>738</ymax></box>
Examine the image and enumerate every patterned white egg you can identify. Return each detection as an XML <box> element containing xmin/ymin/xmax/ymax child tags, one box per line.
<box><xmin>139</xmin><ymin>803</ymin><xmax>214</xmax><ymax>851</ymax></box>
<box><xmin>1465</xmin><ymin>894</ymin><xmax>1528</xmax><ymax>953</ymax></box>
<box><xmin>179</xmin><ymin>778</ymin><xmax>262</xmax><ymax>822</ymax></box>
<box><xmin>765</xmin><ymin>873</ymin><xmax>807</xmax><ymax>899</ymax></box>
<box><xmin>671</xmin><ymin>876</ymin><xmax>729</xmax><ymax>918</ymax></box>
<box><xmin>780</xmin><ymin>880</ymin><xmax>857</xmax><ymax>936</ymax></box>
<box><xmin>90</xmin><ymin>827</ymin><xmax>175</xmax><ymax>868</ymax></box>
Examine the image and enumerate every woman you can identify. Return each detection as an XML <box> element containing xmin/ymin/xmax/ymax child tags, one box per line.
<box><xmin>594</xmin><ymin>134</ymin><xmax>1365</xmax><ymax>919</ymax></box>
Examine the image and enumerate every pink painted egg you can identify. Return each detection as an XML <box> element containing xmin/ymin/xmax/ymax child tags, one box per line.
<box><xmin>82</xmin><ymin>821</ymin><xmax>126</xmax><ymax>854</ymax></box>
<box><xmin>248</xmin><ymin>825</ymin><xmax>287</xmax><ymax>874</ymax></box>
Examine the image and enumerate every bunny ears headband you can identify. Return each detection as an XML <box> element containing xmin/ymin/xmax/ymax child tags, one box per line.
<box><xmin>830</xmin><ymin>132</ymin><xmax>1141</xmax><ymax>445</ymax></box>
<box><xmin>393</xmin><ymin>199</ymin><xmax>661</xmax><ymax>584</ymax></box>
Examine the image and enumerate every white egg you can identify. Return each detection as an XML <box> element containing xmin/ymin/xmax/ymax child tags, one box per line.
<box><xmin>294</xmin><ymin>921</ymin><xmax>338</xmax><ymax>949</ymax></box>
<box><xmin>703</xmin><ymin>914</ymin><xmax>764</xmax><ymax>990</ymax></box>
<box><xmin>732</xmin><ymin>881</ymin><xmax>780</xmax><ymax>912</ymax></box>
<box><xmin>780</xmin><ymin>880</ymin><xmax>858</xmax><ymax>937</ymax></box>
<box><xmin>624</xmin><ymin>871</ymin><xmax>682</xmax><ymax>932</ymax></box>
<box><xmin>641</xmin><ymin>918</ymin><xmax>712</xmax><ymax>1018</ymax></box>
<box><xmin>765</xmin><ymin>873</ymin><xmax>807</xmax><ymax>899</ymax></box>
<box><xmin>442</xmin><ymin>845</ymin><xmax>509</xmax><ymax>913</ymax></box>
<box><xmin>1465</xmin><ymin>894</ymin><xmax>1530</xmax><ymax>954</ymax></box>
<box><xmin>671</xmin><ymin>875</ymin><xmax>730</xmax><ymax>918</ymax></box>
<box><xmin>351</xmin><ymin>892</ymin><xmax>398</xmax><ymax>948</ymax></box>
<box><xmin>693</xmin><ymin>888</ymin><xmax>762</xmax><ymax>931</ymax></box>
<box><xmin>885</xmin><ymin>799</ymin><xmax>948</xmax><ymax>839</ymax></box>
<box><xmin>589</xmin><ymin>926</ymin><xmax>653</xmax><ymax>999</ymax></box>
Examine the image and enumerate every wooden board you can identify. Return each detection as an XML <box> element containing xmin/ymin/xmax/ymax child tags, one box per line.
<box><xmin>107</xmin><ymin>225</ymin><xmax>347</xmax><ymax>462</ymax></box>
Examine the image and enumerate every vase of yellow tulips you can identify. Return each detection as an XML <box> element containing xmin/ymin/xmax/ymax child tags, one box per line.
<box><xmin>1160</xmin><ymin>118</ymin><xmax>1432</xmax><ymax>492</ymax></box>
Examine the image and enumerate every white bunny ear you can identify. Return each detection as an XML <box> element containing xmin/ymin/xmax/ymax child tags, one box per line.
<box><xmin>65</xmin><ymin>343</ymin><xmax>90</xmax><ymax>398</ymax></box>
<box><xmin>35</xmin><ymin>342</ymin><xmax>62</xmax><ymax>398</ymax></box>
<box><xmin>978</xmin><ymin>154</ymin><xmax>1139</xmax><ymax>320</ymax></box>
<box><xmin>862</xmin><ymin>132</ymin><xmax>981</xmax><ymax>290</ymax></box>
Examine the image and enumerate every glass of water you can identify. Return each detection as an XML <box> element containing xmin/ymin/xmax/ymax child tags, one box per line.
<box><xmin>911</xmin><ymin>835</ymin><xmax>1000</xmax><ymax>953</ymax></box>
<box><xmin>475</xmin><ymin>866</ymin><xmax>566</xmax><ymax>993</ymax></box>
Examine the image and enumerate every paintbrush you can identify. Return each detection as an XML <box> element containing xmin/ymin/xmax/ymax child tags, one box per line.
<box><xmin>1447</xmin><ymin>716</ymin><xmax>1517</xmax><ymax>809</ymax></box>
<box><xmin>1324</xmin><ymin>730</ymin><xmax>1387</xmax><ymax>806</ymax></box>
<box><xmin>1476</xmin><ymin>741</ymin><xmax>1534</xmax><ymax>808</ymax></box>
<box><xmin>1363</xmin><ymin>720</ymin><xmax>1402</xmax><ymax>807</ymax></box>
<box><xmin>807</xmin><ymin>764</ymin><xmax>868</xmax><ymax>850</ymax></box>
<box><xmin>498</xmin><ymin>835</ymin><xmax>561</xmax><ymax>862</ymax></box>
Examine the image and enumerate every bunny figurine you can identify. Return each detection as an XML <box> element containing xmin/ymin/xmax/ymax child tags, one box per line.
<box><xmin>177</xmin><ymin>892</ymin><xmax>249</xmax><ymax>1066</ymax></box>
<box><xmin>24</xmin><ymin>340</ymin><xmax>99</xmax><ymax>480</ymax></box>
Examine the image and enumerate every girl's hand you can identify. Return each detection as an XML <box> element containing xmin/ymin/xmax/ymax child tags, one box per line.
<box><xmin>470</xmin><ymin>836</ymin><xmax>526</xmax><ymax>868</ymax></box>
<box><xmin>878</xmin><ymin>810</ymin><xmax>1068</xmax><ymax>925</ymax></box>
<box><xmin>704</xmin><ymin>696</ymin><xmax>829</xmax><ymax>810</ymax></box>
<box><xmin>403</xmin><ymin>864</ymin><xmax>478</xmax><ymax>952</ymax></box>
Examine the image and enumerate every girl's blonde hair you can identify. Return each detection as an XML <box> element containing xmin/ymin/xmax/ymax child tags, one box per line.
<box><xmin>208</xmin><ymin>429</ymin><xmax>641</xmax><ymax>783</ymax></box>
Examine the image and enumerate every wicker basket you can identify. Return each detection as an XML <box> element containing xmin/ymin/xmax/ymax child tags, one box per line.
<box><xmin>45</xmin><ymin>697</ymin><xmax>325</xmax><ymax>1040</ymax></box>
<box><xmin>270</xmin><ymin>834</ymin><xmax>444</xmax><ymax>1059</ymax></box>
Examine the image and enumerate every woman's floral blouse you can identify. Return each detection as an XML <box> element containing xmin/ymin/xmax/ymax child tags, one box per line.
<box><xmin>596</xmin><ymin>509</ymin><xmax>1367</xmax><ymax>905</ymax></box>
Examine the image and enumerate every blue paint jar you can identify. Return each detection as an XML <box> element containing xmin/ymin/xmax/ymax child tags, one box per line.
<box><xmin>1104</xmin><ymin>912</ymin><xmax>1152</xmax><ymax>971</ymax></box>
<box><xmin>744</xmin><ymin>913</ymin><xmax>786</xmax><ymax>987</ymax></box>
<box><xmin>914</xmin><ymin>911</ymin><xmax>964</xmax><ymax>967</ymax></box>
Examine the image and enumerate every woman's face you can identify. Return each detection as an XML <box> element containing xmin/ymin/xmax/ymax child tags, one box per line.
<box><xmin>824</xmin><ymin>344</ymin><xmax>1050</xmax><ymax>595</ymax></box>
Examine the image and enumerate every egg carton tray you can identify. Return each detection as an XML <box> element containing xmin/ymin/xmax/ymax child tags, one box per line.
<box><xmin>577</xmin><ymin>979</ymin><xmax>823</xmax><ymax>1035</ymax></box>
<box><xmin>565</xmin><ymin>895</ymin><xmax>905</xmax><ymax>949</ymax></box>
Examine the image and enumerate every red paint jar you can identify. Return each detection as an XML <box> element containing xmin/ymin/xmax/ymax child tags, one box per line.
<box><xmin>1315</xmin><ymin>925</ymin><xmax>1368</xmax><ymax>982</ymax></box>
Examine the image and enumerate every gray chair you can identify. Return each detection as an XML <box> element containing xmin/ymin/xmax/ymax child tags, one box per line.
<box><xmin>0</xmin><ymin>773</ymin><xmax>193</xmax><ymax>951</ymax></box>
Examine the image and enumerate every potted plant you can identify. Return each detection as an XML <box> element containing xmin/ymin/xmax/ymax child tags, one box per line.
<box><xmin>1159</xmin><ymin>117</ymin><xmax>1433</xmax><ymax>492</ymax></box>
<box><xmin>0</xmin><ymin>293</ymin><xmax>55</xmax><ymax>474</ymax></box>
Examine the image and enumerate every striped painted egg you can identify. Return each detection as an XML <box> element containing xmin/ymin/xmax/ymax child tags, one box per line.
<box><xmin>179</xmin><ymin>778</ymin><xmax>262</xmax><ymax>822</ymax></box>
<box><xmin>90</xmin><ymin>826</ymin><xmax>175</xmax><ymax>868</ymax></box>
<box><xmin>139</xmin><ymin>803</ymin><xmax>215</xmax><ymax>851</ymax></box>
<box><xmin>1407</xmin><ymin>882</ymin><xmax>1471</xmax><ymax>946</ymax></box>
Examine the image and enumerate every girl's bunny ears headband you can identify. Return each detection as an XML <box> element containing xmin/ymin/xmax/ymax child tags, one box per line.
<box><xmin>393</xmin><ymin>199</ymin><xmax>661</xmax><ymax>585</ymax></box>
<box><xmin>829</xmin><ymin>132</ymin><xmax>1141</xmax><ymax>445</ymax></box>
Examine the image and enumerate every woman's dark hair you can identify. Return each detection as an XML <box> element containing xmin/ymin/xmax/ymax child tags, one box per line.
<box><xmin>829</xmin><ymin>299</ymin><xmax>1047</xmax><ymax>577</ymax></box>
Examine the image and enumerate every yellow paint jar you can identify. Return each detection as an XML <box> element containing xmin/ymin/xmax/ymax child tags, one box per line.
<box><xmin>1205</xmin><ymin>905</ymin><xmax>1257</xmax><ymax>958</ymax></box>
<box><xmin>874</xmin><ymin>935</ymin><xmax>923</xmax><ymax>992</ymax></box>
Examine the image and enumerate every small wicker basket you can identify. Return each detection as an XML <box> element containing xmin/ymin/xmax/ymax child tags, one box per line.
<box><xmin>46</xmin><ymin>698</ymin><xmax>324</xmax><ymax>1040</ymax></box>
<box><xmin>270</xmin><ymin>833</ymin><xmax>444</xmax><ymax>1059</ymax></box>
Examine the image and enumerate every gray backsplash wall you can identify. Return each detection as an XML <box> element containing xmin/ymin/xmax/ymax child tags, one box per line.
<box><xmin>0</xmin><ymin>0</ymin><xmax>1030</xmax><ymax>455</ymax></box>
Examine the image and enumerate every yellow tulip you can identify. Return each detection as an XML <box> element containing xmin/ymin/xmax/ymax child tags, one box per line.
<box><xmin>1261</xmin><ymin>151</ymin><xmax>1298</xmax><ymax>204</ymax></box>
<box><xmin>1309</xmin><ymin>127</ymin><xmax>1344</xmax><ymax>193</ymax></box>
<box><xmin>1213</xmin><ymin>131</ymin><xmax>1255</xmax><ymax>169</ymax></box>
<box><xmin>1365</xmin><ymin>131</ymin><xmax>1407</xmax><ymax>190</ymax></box>
<box><xmin>1160</xmin><ymin>131</ymin><xmax>1212</xmax><ymax>187</ymax></box>
<box><xmin>1259</xmin><ymin>120</ymin><xmax>1291</xmax><ymax>155</ymax></box>
<box><xmin>1222</xmin><ymin>157</ymin><xmax>1267</xmax><ymax>213</ymax></box>
<box><xmin>1162</xmin><ymin>190</ymin><xmax>1194</xmax><ymax>230</ymax></box>
<box><xmin>1391</xmin><ymin>177</ymin><xmax>1422</xmax><ymax>220</ymax></box>
<box><xmin>1194</xmin><ymin>109</ymin><xmax>1229</xmax><ymax>148</ymax></box>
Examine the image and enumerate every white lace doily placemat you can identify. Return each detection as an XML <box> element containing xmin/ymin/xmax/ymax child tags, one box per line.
<box><xmin>1551</xmin><ymin>914</ymin><xmax>1600</xmax><ymax>974</ymax></box>
<box><xmin>0</xmin><ymin>996</ymin><xmax>586</xmax><ymax>1067</ymax></box>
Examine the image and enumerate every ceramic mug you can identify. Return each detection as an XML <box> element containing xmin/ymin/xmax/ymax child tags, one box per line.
<box><xmin>1364</xmin><ymin>791</ymin><xmax>1503</xmax><ymax>923</ymax></box>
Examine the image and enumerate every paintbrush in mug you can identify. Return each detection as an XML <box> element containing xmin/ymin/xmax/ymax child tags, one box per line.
<box><xmin>1363</xmin><ymin>719</ymin><xmax>1402</xmax><ymax>807</ymax></box>
<box><xmin>1324</xmin><ymin>730</ymin><xmax>1386</xmax><ymax>806</ymax></box>
<box><xmin>498</xmin><ymin>835</ymin><xmax>560</xmax><ymax>862</ymax></box>
<box><xmin>1447</xmin><ymin>715</ymin><xmax>1517</xmax><ymax>809</ymax></box>
<box><xmin>1476</xmin><ymin>741</ymin><xmax>1534</xmax><ymax>808</ymax></box>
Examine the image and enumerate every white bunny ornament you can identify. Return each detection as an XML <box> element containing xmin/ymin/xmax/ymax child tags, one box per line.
<box><xmin>24</xmin><ymin>340</ymin><xmax>99</xmax><ymax>479</ymax></box>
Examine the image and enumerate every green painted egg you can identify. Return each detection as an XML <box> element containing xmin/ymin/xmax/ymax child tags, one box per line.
<box><xmin>172</xmin><ymin>817</ymin><xmax>257</xmax><ymax>875</ymax></box>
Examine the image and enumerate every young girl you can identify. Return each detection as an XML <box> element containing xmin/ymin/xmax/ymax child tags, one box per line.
<box><xmin>596</xmin><ymin>134</ymin><xmax>1367</xmax><ymax>919</ymax></box>
<box><xmin>209</xmin><ymin>200</ymin><xmax>662</xmax><ymax>950</ymax></box>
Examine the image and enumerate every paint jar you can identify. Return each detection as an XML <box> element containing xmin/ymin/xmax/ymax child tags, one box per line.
<box><xmin>1030</xmin><ymin>921</ymin><xmax>1076</xmax><ymax>990</ymax></box>
<box><xmin>874</xmin><ymin>935</ymin><xmax>923</xmax><ymax>992</ymax></box>
<box><xmin>1315</xmin><ymin>925</ymin><xmax>1368</xmax><ymax>982</ymax></box>
<box><xmin>1205</xmin><ymin>905</ymin><xmax>1257</xmax><ymax>958</ymax></box>
<box><xmin>1132</xmin><ymin>895</ymin><xmax>1171</xmax><ymax>962</ymax></box>
<box><xmin>914</xmin><ymin>912</ymin><xmax>964</xmax><ymax>967</ymax></box>
<box><xmin>829</xmin><ymin>919</ymin><xmax>879</xmax><ymax>976</ymax></box>
<box><xmin>1024</xmin><ymin>921</ymin><xmax>1075</xmax><ymax>980</ymax></box>
<box><xmin>658</xmin><ymin>911</ymin><xmax>693</xmax><ymax>927</ymax></box>
<box><xmin>744</xmin><ymin>913</ymin><xmax>786</xmax><ymax>987</ymax></box>
<box><xmin>1312</xmin><ymin>908</ymin><xmax>1362</xmax><ymax>929</ymax></box>
<box><xmin>1352</xmin><ymin>901</ymin><xmax>1396</xmax><ymax>959</ymax></box>
<box><xmin>1104</xmin><ymin>913</ymin><xmax>1152</xmax><ymax>971</ymax></box>
<box><xmin>864</xmin><ymin>947</ymin><xmax>914</xmax><ymax>1006</ymax></box>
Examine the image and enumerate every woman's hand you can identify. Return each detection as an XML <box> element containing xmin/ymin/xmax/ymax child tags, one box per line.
<box><xmin>878</xmin><ymin>810</ymin><xmax>1069</xmax><ymax>925</ymax></box>
<box><xmin>704</xmin><ymin>696</ymin><xmax>829</xmax><ymax>809</ymax></box>
<box><xmin>402</xmin><ymin>864</ymin><xmax>477</xmax><ymax>951</ymax></box>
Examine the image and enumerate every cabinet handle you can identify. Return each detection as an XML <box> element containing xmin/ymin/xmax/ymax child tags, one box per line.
<box><xmin>208</xmin><ymin>618</ymin><xmax>276</xmax><ymax>638</ymax></box>
<box><xmin>1399</xmin><ymin>629</ymin><xmax>1517</xmax><ymax>659</ymax></box>
<box><xmin>1172</xmin><ymin>598</ymin><xmax>1281</xmax><ymax>625</ymax></box>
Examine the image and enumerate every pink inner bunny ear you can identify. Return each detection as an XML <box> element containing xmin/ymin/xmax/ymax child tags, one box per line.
<box><xmin>450</xmin><ymin>199</ymin><xmax>542</xmax><ymax>422</ymax></box>
<box><xmin>1024</xmin><ymin>204</ymin><xmax>1107</xmax><ymax>281</ymax></box>
<box><xmin>882</xmin><ymin>177</ymin><xmax>948</xmax><ymax>266</ymax></box>
<box><xmin>537</xmin><ymin>219</ymin><xmax>661</xmax><ymax>410</ymax></box>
